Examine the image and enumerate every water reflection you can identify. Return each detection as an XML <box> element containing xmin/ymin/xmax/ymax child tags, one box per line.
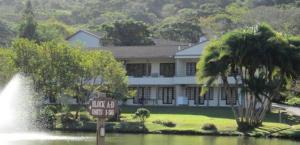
<box><xmin>0</xmin><ymin>132</ymin><xmax>298</xmax><ymax>145</ymax></box>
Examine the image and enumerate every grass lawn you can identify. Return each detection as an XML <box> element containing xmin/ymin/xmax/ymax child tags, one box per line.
<box><xmin>119</xmin><ymin>106</ymin><xmax>298</xmax><ymax>133</ymax></box>
<box><xmin>120</xmin><ymin>106</ymin><xmax>238</xmax><ymax>132</ymax></box>
<box><xmin>56</xmin><ymin>106</ymin><xmax>300</xmax><ymax>138</ymax></box>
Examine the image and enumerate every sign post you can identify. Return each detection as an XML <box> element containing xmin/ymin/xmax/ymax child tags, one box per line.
<box><xmin>87</xmin><ymin>92</ymin><xmax>117</xmax><ymax>145</ymax></box>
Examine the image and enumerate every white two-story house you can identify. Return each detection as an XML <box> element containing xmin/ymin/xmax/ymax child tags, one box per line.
<box><xmin>67</xmin><ymin>30</ymin><xmax>242</xmax><ymax>107</ymax></box>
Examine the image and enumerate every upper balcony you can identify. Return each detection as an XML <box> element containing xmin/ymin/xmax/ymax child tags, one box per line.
<box><xmin>128</xmin><ymin>75</ymin><xmax>241</xmax><ymax>86</ymax></box>
<box><xmin>128</xmin><ymin>76</ymin><xmax>196</xmax><ymax>85</ymax></box>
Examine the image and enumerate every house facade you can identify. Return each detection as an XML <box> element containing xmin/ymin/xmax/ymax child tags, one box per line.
<box><xmin>66</xmin><ymin>30</ymin><xmax>102</xmax><ymax>48</ymax></box>
<box><xmin>67</xmin><ymin>31</ymin><xmax>242</xmax><ymax>107</ymax></box>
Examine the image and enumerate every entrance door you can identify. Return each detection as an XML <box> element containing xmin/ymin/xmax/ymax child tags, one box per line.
<box><xmin>162</xmin><ymin>87</ymin><xmax>174</xmax><ymax>104</ymax></box>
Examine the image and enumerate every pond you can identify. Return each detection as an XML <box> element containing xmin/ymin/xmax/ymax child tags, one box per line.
<box><xmin>0</xmin><ymin>131</ymin><xmax>298</xmax><ymax>145</ymax></box>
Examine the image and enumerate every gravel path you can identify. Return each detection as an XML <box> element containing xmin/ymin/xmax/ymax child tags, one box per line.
<box><xmin>272</xmin><ymin>103</ymin><xmax>300</xmax><ymax>116</ymax></box>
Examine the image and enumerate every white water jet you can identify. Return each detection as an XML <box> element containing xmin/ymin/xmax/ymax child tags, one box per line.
<box><xmin>0</xmin><ymin>74</ymin><xmax>36</xmax><ymax>131</ymax></box>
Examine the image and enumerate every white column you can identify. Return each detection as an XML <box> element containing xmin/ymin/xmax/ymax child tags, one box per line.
<box><xmin>175</xmin><ymin>85</ymin><xmax>183</xmax><ymax>106</ymax></box>
<box><xmin>176</xmin><ymin>59</ymin><xmax>185</xmax><ymax>77</ymax></box>
<box><xmin>151</xmin><ymin>62</ymin><xmax>160</xmax><ymax>75</ymax></box>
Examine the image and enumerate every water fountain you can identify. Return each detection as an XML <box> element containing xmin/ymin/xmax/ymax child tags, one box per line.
<box><xmin>0</xmin><ymin>74</ymin><xmax>34</xmax><ymax>131</ymax></box>
<box><xmin>0</xmin><ymin>74</ymin><xmax>92</xmax><ymax>145</ymax></box>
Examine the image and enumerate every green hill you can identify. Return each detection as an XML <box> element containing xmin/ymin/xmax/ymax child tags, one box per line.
<box><xmin>0</xmin><ymin>0</ymin><xmax>299</xmax><ymax>45</ymax></box>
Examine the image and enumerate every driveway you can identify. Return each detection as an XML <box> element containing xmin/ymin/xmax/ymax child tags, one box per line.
<box><xmin>272</xmin><ymin>103</ymin><xmax>300</xmax><ymax>116</ymax></box>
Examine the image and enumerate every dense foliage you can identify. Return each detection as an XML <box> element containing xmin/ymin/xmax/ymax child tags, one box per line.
<box><xmin>0</xmin><ymin>0</ymin><xmax>299</xmax><ymax>46</ymax></box>
<box><xmin>11</xmin><ymin>38</ymin><xmax>128</xmax><ymax>104</ymax></box>
<box><xmin>101</xmin><ymin>20</ymin><xmax>154</xmax><ymax>46</ymax></box>
<box><xmin>197</xmin><ymin>24</ymin><xmax>300</xmax><ymax>130</ymax></box>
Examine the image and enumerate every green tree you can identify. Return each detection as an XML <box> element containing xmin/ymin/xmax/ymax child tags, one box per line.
<box><xmin>70</xmin><ymin>50</ymin><xmax>128</xmax><ymax>119</ymax></box>
<box><xmin>12</xmin><ymin>39</ymin><xmax>81</xmax><ymax>103</ymax></box>
<box><xmin>94</xmin><ymin>12</ymin><xmax>129</xmax><ymax>25</ymax></box>
<box><xmin>0</xmin><ymin>48</ymin><xmax>16</xmax><ymax>83</ymax></box>
<box><xmin>101</xmin><ymin>20</ymin><xmax>154</xmax><ymax>46</ymax></box>
<box><xmin>243</xmin><ymin>6</ymin><xmax>300</xmax><ymax>35</ymax></box>
<box><xmin>155</xmin><ymin>20</ymin><xmax>203</xmax><ymax>43</ymax></box>
<box><xmin>0</xmin><ymin>21</ymin><xmax>15</xmax><ymax>47</ymax></box>
<box><xmin>134</xmin><ymin>108</ymin><xmax>150</xmax><ymax>125</ymax></box>
<box><xmin>12</xmin><ymin>38</ymin><xmax>128</xmax><ymax>119</ymax></box>
<box><xmin>281</xmin><ymin>36</ymin><xmax>300</xmax><ymax>105</ymax></box>
<box><xmin>37</xmin><ymin>19</ymin><xmax>75</xmax><ymax>42</ymax></box>
<box><xmin>200</xmin><ymin>3</ymin><xmax>249</xmax><ymax>37</ymax></box>
<box><xmin>197</xmin><ymin>24</ymin><xmax>300</xmax><ymax>130</ymax></box>
<box><xmin>19</xmin><ymin>0</ymin><xmax>38</xmax><ymax>41</ymax></box>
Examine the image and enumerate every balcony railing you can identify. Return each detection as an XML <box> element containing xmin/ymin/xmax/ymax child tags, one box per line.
<box><xmin>128</xmin><ymin>76</ymin><xmax>196</xmax><ymax>85</ymax></box>
<box><xmin>128</xmin><ymin>75</ymin><xmax>241</xmax><ymax>85</ymax></box>
<box><xmin>132</xmin><ymin>98</ymin><xmax>158</xmax><ymax>105</ymax></box>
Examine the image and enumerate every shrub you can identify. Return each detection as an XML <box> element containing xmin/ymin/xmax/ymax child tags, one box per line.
<box><xmin>107</xmin><ymin>108</ymin><xmax>121</xmax><ymax>122</ymax></box>
<box><xmin>61</xmin><ymin>112</ymin><xmax>75</xmax><ymax>128</ymax></box>
<box><xmin>45</xmin><ymin>105</ymin><xmax>58</xmax><ymax>113</ymax></box>
<box><xmin>201</xmin><ymin>123</ymin><xmax>217</xmax><ymax>131</ymax></box>
<box><xmin>134</xmin><ymin>108</ymin><xmax>150</xmax><ymax>124</ymax></box>
<box><xmin>36</xmin><ymin>106</ymin><xmax>56</xmax><ymax>129</ymax></box>
<box><xmin>153</xmin><ymin>120</ymin><xmax>176</xmax><ymax>127</ymax></box>
<box><xmin>286</xmin><ymin>97</ymin><xmax>300</xmax><ymax>106</ymax></box>
<box><xmin>79</xmin><ymin>113</ymin><xmax>93</xmax><ymax>122</ymax></box>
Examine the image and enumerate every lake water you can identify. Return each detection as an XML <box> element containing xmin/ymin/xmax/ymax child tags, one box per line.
<box><xmin>0</xmin><ymin>131</ymin><xmax>299</xmax><ymax>145</ymax></box>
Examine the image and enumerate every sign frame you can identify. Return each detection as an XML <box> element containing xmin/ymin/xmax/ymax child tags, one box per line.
<box><xmin>86</xmin><ymin>92</ymin><xmax>118</xmax><ymax>145</ymax></box>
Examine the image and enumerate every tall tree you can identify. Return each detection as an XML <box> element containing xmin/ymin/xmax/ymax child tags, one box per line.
<box><xmin>197</xmin><ymin>24</ymin><xmax>300</xmax><ymax>130</ymax></box>
<box><xmin>19</xmin><ymin>0</ymin><xmax>38</xmax><ymax>41</ymax></box>
<box><xmin>12</xmin><ymin>39</ymin><xmax>81</xmax><ymax>103</ymax></box>
<box><xmin>101</xmin><ymin>20</ymin><xmax>154</xmax><ymax>46</ymax></box>
<box><xmin>37</xmin><ymin>19</ymin><xmax>75</xmax><ymax>42</ymax></box>
<box><xmin>68</xmin><ymin>50</ymin><xmax>128</xmax><ymax>119</ymax></box>
<box><xmin>155</xmin><ymin>20</ymin><xmax>203</xmax><ymax>43</ymax></box>
<box><xmin>12</xmin><ymin>38</ymin><xmax>128</xmax><ymax>106</ymax></box>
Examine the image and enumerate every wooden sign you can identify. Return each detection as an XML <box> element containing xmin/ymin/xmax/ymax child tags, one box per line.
<box><xmin>86</xmin><ymin>92</ymin><xmax>117</xmax><ymax>145</ymax></box>
<box><xmin>87</xmin><ymin>97</ymin><xmax>117</xmax><ymax>118</ymax></box>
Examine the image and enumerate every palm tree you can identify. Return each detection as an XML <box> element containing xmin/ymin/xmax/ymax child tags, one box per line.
<box><xmin>197</xmin><ymin>24</ymin><xmax>300</xmax><ymax>130</ymax></box>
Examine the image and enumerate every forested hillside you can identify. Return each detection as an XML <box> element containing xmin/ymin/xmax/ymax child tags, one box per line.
<box><xmin>0</xmin><ymin>0</ymin><xmax>299</xmax><ymax>46</ymax></box>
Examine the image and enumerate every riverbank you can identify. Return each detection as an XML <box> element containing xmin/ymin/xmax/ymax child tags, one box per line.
<box><xmin>54</xmin><ymin>106</ymin><xmax>300</xmax><ymax>140</ymax></box>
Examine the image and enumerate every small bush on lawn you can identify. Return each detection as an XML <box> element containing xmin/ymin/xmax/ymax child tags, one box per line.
<box><xmin>201</xmin><ymin>123</ymin><xmax>217</xmax><ymax>131</ymax></box>
<box><xmin>134</xmin><ymin>108</ymin><xmax>150</xmax><ymax>125</ymax></box>
<box><xmin>153</xmin><ymin>120</ymin><xmax>176</xmax><ymax>127</ymax></box>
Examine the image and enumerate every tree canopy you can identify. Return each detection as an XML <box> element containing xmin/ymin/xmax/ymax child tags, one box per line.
<box><xmin>197</xmin><ymin>24</ymin><xmax>300</xmax><ymax>130</ymax></box>
<box><xmin>101</xmin><ymin>20</ymin><xmax>154</xmax><ymax>46</ymax></box>
<box><xmin>155</xmin><ymin>20</ymin><xmax>203</xmax><ymax>43</ymax></box>
<box><xmin>12</xmin><ymin>39</ymin><xmax>128</xmax><ymax>103</ymax></box>
<box><xmin>19</xmin><ymin>0</ymin><xmax>38</xmax><ymax>41</ymax></box>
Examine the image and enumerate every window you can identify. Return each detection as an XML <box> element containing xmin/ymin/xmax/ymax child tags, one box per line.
<box><xmin>186</xmin><ymin>87</ymin><xmax>197</xmax><ymax>100</ymax></box>
<box><xmin>186</xmin><ymin>87</ymin><xmax>204</xmax><ymax>105</ymax></box>
<box><xmin>160</xmin><ymin>63</ymin><xmax>175</xmax><ymax>77</ymax></box>
<box><xmin>221</xmin><ymin>87</ymin><xmax>227</xmax><ymax>100</ymax></box>
<box><xmin>132</xmin><ymin>87</ymin><xmax>151</xmax><ymax>104</ymax></box>
<box><xmin>205</xmin><ymin>87</ymin><xmax>214</xmax><ymax>100</ymax></box>
<box><xmin>126</xmin><ymin>63</ymin><xmax>151</xmax><ymax>77</ymax></box>
<box><xmin>186</xmin><ymin>62</ymin><xmax>196</xmax><ymax>76</ymax></box>
<box><xmin>158</xmin><ymin>87</ymin><xmax>174</xmax><ymax>104</ymax></box>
